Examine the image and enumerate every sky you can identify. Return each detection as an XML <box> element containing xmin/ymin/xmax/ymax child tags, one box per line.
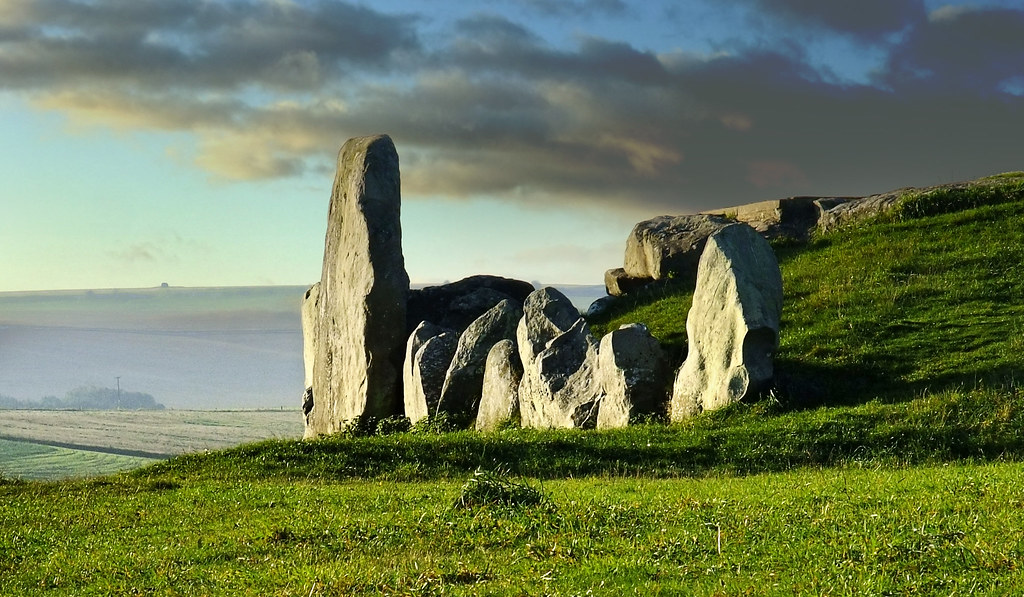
<box><xmin>2</xmin><ymin>0</ymin><xmax>1023</xmax><ymax>292</ymax></box>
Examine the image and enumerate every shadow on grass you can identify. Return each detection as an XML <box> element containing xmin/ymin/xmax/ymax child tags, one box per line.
<box><xmin>771</xmin><ymin>356</ymin><xmax>1024</xmax><ymax>414</ymax></box>
<box><xmin>133</xmin><ymin>379</ymin><xmax>1024</xmax><ymax>485</ymax></box>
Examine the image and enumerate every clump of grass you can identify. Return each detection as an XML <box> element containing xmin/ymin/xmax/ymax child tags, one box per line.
<box><xmin>338</xmin><ymin>415</ymin><xmax>413</xmax><ymax>437</ymax></box>
<box><xmin>454</xmin><ymin>467</ymin><xmax>551</xmax><ymax>509</ymax></box>
<box><xmin>893</xmin><ymin>177</ymin><xmax>1024</xmax><ymax>221</ymax></box>
<box><xmin>410</xmin><ymin>412</ymin><xmax>459</xmax><ymax>435</ymax></box>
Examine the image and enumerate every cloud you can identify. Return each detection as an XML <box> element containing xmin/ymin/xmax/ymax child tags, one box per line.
<box><xmin>5</xmin><ymin>0</ymin><xmax>1024</xmax><ymax>216</ymax></box>
<box><xmin>739</xmin><ymin>0</ymin><xmax>926</xmax><ymax>39</ymax></box>
<box><xmin>109</xmin><ymin>243</ymin><xmax>159</xmax><ymax>263</ymax></box>
<box><xmin>499</xmin><ymin>0</ymin><xmax>628</xmax><ymax>18</ymax></box>
<box><xmin>883</xmin><ymin>7</ymin><xmax>1024</xmax><ymax>92</ymax></box>
<box><xmin>106</xmin><ymin>234</ymin><xmax>212</xmax><ymax>270</ymax></box>
<box><xmin>108</xmin><ymin>241</ymin><xmax>174</xmax><ymax>264</ymax></box>
<box><xmin>0</xmin><ymin>0</ymin><xmax>420</xmax><ymax>92</ymax></box>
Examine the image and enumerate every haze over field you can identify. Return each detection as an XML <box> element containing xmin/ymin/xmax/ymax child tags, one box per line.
<box><xmin>0</xmin><ymin>284</ymin><xmax>604</xmax><ymax>410</ymax></box>
<box><xmin>0</xmin><ymin>286</ymin><xmax>304</xmax><ymax>409</ymax></box>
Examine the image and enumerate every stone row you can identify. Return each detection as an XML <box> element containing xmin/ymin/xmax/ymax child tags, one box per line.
<box><xmin>299</xmin><ymin>134</ymin><xmax>783</xmax><ymax>437</ymax></box>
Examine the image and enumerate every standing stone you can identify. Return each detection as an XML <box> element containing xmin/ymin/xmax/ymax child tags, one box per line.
<box><xmin>623</xmin><ymin>214</ymin><xmax>732</xmax><ymax>281</ymax></box>
<box><xmin>308</xmin><ymin>134</ymin><xmax>409</xmax><ymax>437</ymax></box>
<box><xmin>671</xmin><ymin>223</ymin><xmax>783</xmax><ymax>420</ymax></box>
<box><xmin>403</xmin><ymin>322</ymin><xmax>458</xmax><ymax>425</ymax></box>
<box><xmin>436</xmin><ymin>299</ymin><xmax>522</xmax><ymax>426</ymax></box>
<box><xmin>475</xmin><ymin>339</ymin><xmax>522</xmax><ymax>431</ymax></box>
<box><xmin>596</xmin><ymin>324</ymin><xmax>669</xmax><ymax>429</ymax></box>
<box><xmin>300</xmin><ymin>282</ymin><xmax>321</xmax><ymax>428</ymax></box>
<box><xmin>517</xmin><ymin>288</ymin><xmax>602</xmax><ymax>429</ymax></box>
<box><xmin>516</xmin><ymin>287</ymin><xmax>581</xmax><ymax>363</ymax></box>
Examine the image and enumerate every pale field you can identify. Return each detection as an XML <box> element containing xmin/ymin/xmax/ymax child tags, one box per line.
<box><xmin>0</xmin><ymin>409</ymin><xmax>304</xmax><ymax>456</ymax></box>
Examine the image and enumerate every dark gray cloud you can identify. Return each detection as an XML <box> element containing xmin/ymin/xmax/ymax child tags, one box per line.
<box><xmin>740</xmin><ymin>0</ymin><xmax>926</xmax><ymax>39</ymax></box>
<box><xmin>451</xmin><ymin>15</ymin><xmax>669</xmax><ymax>86</ymax></box>
<box><xmin>4</xmin><ymin>0</ymin><xmax>1023</xmax><ymax>212</ymax></box>
<box><xmin>882</xmin><ymin>7</ymin><xmax>1024</xmax><ymax>92</ymax></box>
<box><xmin>0</xmin><ymin>0</ymin><xmax>420</xmax><ymax>91</ymax></box>
<box><xmin>505</xmin><ymin>0</ymin><xmax>628</xmax><ymax>17</ymax></box>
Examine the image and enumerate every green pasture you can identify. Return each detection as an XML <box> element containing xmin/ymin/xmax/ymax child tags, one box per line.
<box><xmin>4</xmin><ymin>173</ymin><xmax>1024</xmax><ymax>594</ymax></box>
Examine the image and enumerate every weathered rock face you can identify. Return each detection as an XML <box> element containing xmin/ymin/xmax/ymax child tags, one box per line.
<box><xmin>301</xmin><ymin>282</ymin><xmax>321</xmax><ymax>390</ymax></box>
<box><xmin>701</xmin><ymin>196</ymin><xmax>827</xmax><ymax>241</ymax></box>
<box><xmin>517</xmin><ymin>288</ymin><xmax>602</xmax><ymax>429</ymax></box>
<box><xmin>475</xmin><ymin>339</ymin><xmax>522</xmax><ymax>431</ymax></box>
<box><xmin>516</xmin><ymin>287</ymin><xmax>581</xmax><ymax>362</ymax></box>
<box><xmin>308</xmin><ymin>134</ymin><xmax>410</xmax><ymax>437</ymax></box>
<box><xmin>604</xmin><ymin>267</ymin><xmax>652</xmax><ymax>297</ymax></box>
<box><xmin>300</xmin><ymin>282</ymin><xmax>321</xmax><ymax>427</ymax></box>
<box><xmin>437</xmin><ymin>299</ymin><xmax>522</xmax><ymax>425</ymax></box>
<box><xmin>403</xmin><ymin>321</ymin><xmax>457</xmax><ymax>425</ymax></box>
<box><xmin>815</xmin><ymin>192</ymin><xmax>903</xmax><ymax>233</ymax></box>
<box><xmin>623</xmin><ymin>214</ymin><xmax>732</xmax><ymax>282</ymax></box>
<box><xmin>671</xmin><ymin>223</ymin><xmax>783</xmax><ymax>421</ymax></box>
<box><xmin>585</xmin><ymin>295</ymin><xmax>618</xmax><ymax>319</ymax></box>
<box><xmin>596</xmin><ymin>323</ymin><xmax>669</xmax><ymax>429</ymax></box>
<box><xmin>407</xmin><ymin>275</ymin><xmax>535</xmax><ymax>335</ymax></box>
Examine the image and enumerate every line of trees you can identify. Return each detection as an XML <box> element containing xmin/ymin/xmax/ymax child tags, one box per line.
<box><xmin>0</xmin><ymin>386</ymin><xmax>165</xmax><ymax>410</ymax></box>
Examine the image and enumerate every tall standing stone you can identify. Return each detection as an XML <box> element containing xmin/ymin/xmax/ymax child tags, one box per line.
<box><xmin>307</xmin><ymin>134</ymin><xmax>409</xmax><ymax>437</ymax></box>
<box><xmin>670</xmin><ymin>223</ymin><xmax>782</xmax><ymax>420</ymax></box>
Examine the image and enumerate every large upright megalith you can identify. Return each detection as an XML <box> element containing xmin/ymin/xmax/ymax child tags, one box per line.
<box><xmin>671</xmin><ymin>223</ymin><xmax>783</xmax><ymax>420</ymax></box>
<box><xmin>307</xmin><ymin>134</ymin><xmax>409</xmax><ymax>437</ymax></box>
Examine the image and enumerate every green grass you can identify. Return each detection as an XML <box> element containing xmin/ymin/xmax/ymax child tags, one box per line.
<box><xmin>891</xmin><ymin>172</ymin><xmax>1024</xmax><ymax>221</ymax></box>
<box><xmin>6</xmin><ymin>173</ymin><xmax>1024</xmax><ymax>594</ymax></box>
<box><xmin>4</xmin><ymin>462</ymin><xmax>1024</xmax><ymax>594</ymax></box>
<box><xmin>122</xmin><ymin>383</ymin><xmax>1023</xmax><ymax>485</ymax></box>
<box><xmin>0</xmin><ymin>438</ymin><xmax>157</xmax><ymax>481</ymax></box>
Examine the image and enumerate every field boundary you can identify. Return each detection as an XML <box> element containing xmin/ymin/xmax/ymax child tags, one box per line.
<box><xmin>0</xmin><ymin>434</ymin><xmax>174</xmax><ymax>460</ymax></box>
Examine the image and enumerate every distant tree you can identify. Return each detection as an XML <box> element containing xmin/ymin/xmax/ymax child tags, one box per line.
<box><xmin>0</xmin><ymin>388</ymin><xmax>164</xmax><ymax>410</ymax></box>
<box><xmin>0</xmin><ymin>394</ymin><xmax>28</xmax><ymax>409</ymax></box>
<box><xmin>63</xmin><ymin>386</ymin><xmax>164</xmax><ymax>410</ymax></box>
<box><xmin>40</xmin><ymin>396</ymin><xmax>62</xmax><ymax>408</ymax></box>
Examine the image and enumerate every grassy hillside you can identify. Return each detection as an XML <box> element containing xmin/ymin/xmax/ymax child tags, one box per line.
<box><xmin>4</xmin><ymin>172</ymin><xmax>1024</xmax><ymax>595</ymax></box>
<box><xmin>591</xmin><ymin>171</ymin><xmax>1024</xmax><ymax>408</ymax></box>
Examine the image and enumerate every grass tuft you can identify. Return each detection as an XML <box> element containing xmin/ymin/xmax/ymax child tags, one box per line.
<box><xmin>453</xmin><ymin>467</ymin><xmax>552</xmax><ymax>509</ymax></box>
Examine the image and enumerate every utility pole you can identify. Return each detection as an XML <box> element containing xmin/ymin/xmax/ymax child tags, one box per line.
<box><xmin>116</xmin><ymin>376</ymin><xmax>121</xmax><ymax>410</ymax></box>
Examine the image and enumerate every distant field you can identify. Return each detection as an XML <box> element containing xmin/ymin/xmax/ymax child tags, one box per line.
<box><xmin>0</xmin><ymin>409</ymin><xmax>303</xmax><ymax>480</ymax></box>
<box><xmin>0</xmin><ymin>438</ymin><xmax>155</xmax><ymax>480</ymax></box>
